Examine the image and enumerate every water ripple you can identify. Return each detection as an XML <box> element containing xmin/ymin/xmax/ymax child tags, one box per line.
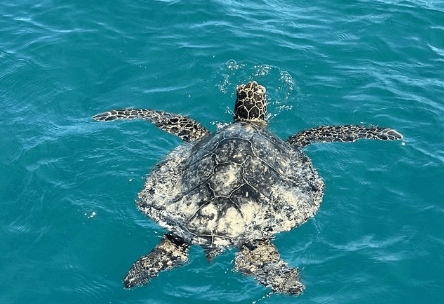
<box><xmin>2</xmin><ymin>0</ymin><xmax>444</xmax><ymax>303</ymax></box>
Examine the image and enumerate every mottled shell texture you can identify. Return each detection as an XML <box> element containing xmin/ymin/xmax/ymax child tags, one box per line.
<box><xmin>138</xmin><ymin>122</ymin><xmax>324</xmax><ymax>249</ymax></box>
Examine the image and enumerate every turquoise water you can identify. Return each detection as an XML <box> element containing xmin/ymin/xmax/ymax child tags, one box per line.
<box><xmin>1</xmin><ymin>0</ymin><xmax>443</xmax><ymax>303</ymax></box>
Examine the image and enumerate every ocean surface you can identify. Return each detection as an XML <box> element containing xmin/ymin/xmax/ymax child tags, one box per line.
<box><xmin>1</xmin><ymin>1</ymin><xmax>443</xmax><ymax>303</ymax></box>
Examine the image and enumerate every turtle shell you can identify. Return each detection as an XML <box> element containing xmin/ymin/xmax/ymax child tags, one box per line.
<box><xmin>138</xmin><ymin>122</ymin><xmax>324</xmax><ymax>249</ymax></box>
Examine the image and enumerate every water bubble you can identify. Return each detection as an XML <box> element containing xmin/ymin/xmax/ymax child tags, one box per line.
<box><xmin>85</xmin><ymin>211</ymin><xmax>96</xmax><ymax>219</ymax></box>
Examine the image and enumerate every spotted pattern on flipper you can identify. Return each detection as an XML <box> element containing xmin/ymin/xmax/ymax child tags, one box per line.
<box><xmin>235</xmin><ymin>239</ymin><xmax>304</xmax><ymax>295</ymax></box>
<box><xmin>93</xmin><ymin>109</ymin><xmax>209</xmax><ymax>142</ymax></box>
<box><xmin>234</xmin><ymin>81</ymin><xmax>267</xmax><ymax>124</ymax></box>
<box><xmin>123</xmin><ymin>234</ymin><xmax>189</xmax><ymax>288</ymax></box>
<box><xmin>288</xmin><ymin>125</ymin><xmax>403</xmax><ymax>148</ymax></box>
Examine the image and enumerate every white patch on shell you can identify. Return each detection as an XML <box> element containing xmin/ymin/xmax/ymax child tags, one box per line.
<box><xmin>138</xmin><ymin>145</ymin><xmax>190</xmax><ymax>225</ymax></box>
<box><xmin>188</xmin><ymin>203</ymin><xmax>218</xmax><ymax>233</ymax></box>
<box><xmin>267</xmin><ymin>183</ymin><xmax>317</xmax><ymax>231</ymax></box>
<box><xmin>212</xmin><ymin>238</ymin><xmax>230</xmax><ymax>247</ymax></box>
<box><xmin>240</xmin><ymin>201</ymin><xmax>261</xmax><ymax>226</ymax></box>
<box><xmin>216</xmin><ymin>207</ymin><xmax>244</xmax><ymax>236</ymax></box>
<box><xmin>210</xmin><ymin>163</ymin><xmax>243</xmax><ymax>196</ymax></box>
<box><xmin>165</xmin><ymin>195</ymin><xmax>199</xmax><ymax>221</ymax></box>
<box><xmin>224</xmin><ymin>168</ymin><xmax>237</xmax><ymax>185</ymax></box>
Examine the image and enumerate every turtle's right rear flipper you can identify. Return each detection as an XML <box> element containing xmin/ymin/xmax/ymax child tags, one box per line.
<box><xmin>123</xmin><ymin>234</ymin><xmax>190</xmax><ymax>288</ymax></box>
<box><xmin>235</xmin><ymin>239</ymin><xmax>304</xmax><ymax>295</ymax></box>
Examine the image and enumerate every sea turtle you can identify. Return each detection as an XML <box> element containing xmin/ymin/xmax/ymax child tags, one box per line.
<box><xmin>92</xmin><ymin>81</ymin><xmax>402</xmax><ymax>295</ymax></box>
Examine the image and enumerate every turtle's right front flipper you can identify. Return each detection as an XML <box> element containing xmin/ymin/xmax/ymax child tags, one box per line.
<box><xmin>288</xmin><ymin>125</ymin><xmax>403</xmax><ymax>148</ymax></box>
<box><xmin>93</xmin><ymin>109</ymin><xmax>209</xmax><ymax>142</ymax></box>
<box><xmin>123</xmin><ymin>234</ymin><xmax>190</xmax><ymax>289</ymax></box>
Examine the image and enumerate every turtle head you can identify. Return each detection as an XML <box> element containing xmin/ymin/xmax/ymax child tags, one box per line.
<box><xmin>234</xmin><ymin>81</ymin><xmax>267</xmax><ymax>124</ymax></box>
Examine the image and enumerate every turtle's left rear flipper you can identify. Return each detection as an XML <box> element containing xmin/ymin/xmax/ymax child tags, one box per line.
<box><xmin>123</xmin><ymin>234</ymin><xmax>190</xmax><ymax>289</ymax></box>
<box><xmin>235</xmin><ymin>239</ymin><xmax>304</xmax><ymax>295</ymax></box>
<box><xmin>93</xmin><ymin>109</ymin><xmax>209</xmax><ymax>142</ymax></box>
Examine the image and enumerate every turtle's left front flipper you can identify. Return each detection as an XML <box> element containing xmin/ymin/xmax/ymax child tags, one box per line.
<box><xmin>123</xmin><ymin>234</ymin><xmax>190</xmax><ymax>289</ymax></box>
<box><xmin>93</xmin><ymin>109</ymin><xmax>209</xmax><ymax>142</ymax></box>
<box><xmin>235</xmin><ymin>239</ymin><xmax>304</xmax><ymax>295</ymax></box>
<box><xmin>288</xmin><ymin>125</ymin><xmax>403</xmax><ymax>148</ymax></box>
